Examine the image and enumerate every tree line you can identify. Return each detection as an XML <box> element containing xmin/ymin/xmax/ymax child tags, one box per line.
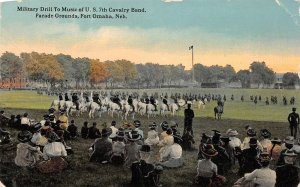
<box><xmin>0</xmin><ymin>51</ymin><xmax>299</xmax><ymax>89</ymax></box>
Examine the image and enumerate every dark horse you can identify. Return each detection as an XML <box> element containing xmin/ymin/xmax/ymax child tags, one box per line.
<box><xmin>214</xmin><ymin>101</ymin><xmax>224</xmax><ymax>120</ymax></box>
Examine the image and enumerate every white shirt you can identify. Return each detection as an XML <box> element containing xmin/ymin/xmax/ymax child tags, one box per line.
<box><xmin>229</xmin><ymin>137</ymin><xmax>241</xmax><ymax>148</ymax></box>
<box><xmin>136</xmin><ymin>128</ymin><xmax>144</xmax><ymax>139</ymax></box>
<box><xmin>197</xmin><ymin>159</ymin><xmax>218</xmax><ymax>178</ymax></box>
<box><xmin>112</xmin><ymin>141</ymin><xmax>125</xmax><ymax>155</ymax></box>
<box><xmin>161</xmin><ymin>143</ymin><xmax>182</xmax><ymax>160</ymax></box>
<box><xmin>109</xmin><ymin>126</ymin><xmax>118</xmax><ymax>138</ymax></box>
<box><xmin>21</xmin><ymin>117</ymin><xmax>30</xmax><ymax>125</ymax></box>
<box><xmin>145</xmin><ymin>130</ymin><xmax>159</xmax><ymax>146</ymax></box>
<box><xmin>43</xmin><ymin>142</ymin><xmax>67</xmax><ymax>160</ymax></box>
<box><xmin>260</xmin><ymin>139</ymin><xmax>272</xmax><ymax>151</ymax></box>
<box><xmin>0</xmin><ymin>181</ymin><xmax>5</xmax><ymax>187</ymax></box>
<box><xmin>241</xmin><ymin>137</ymin><xmax>263</xmax><ymax>151</ymax></box>
<box><xmin>244</xmin><ymin>167</ymin><xmax>276</xmax><ymax>187</ymax></box>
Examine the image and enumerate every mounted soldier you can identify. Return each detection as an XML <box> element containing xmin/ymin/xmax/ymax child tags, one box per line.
<box><xmin>58</xmin><ymin>93</ymin><xmax>63</xmax><ymax>101</ymax></box>
<box><xmin>163</xmin><ymin>96</ymin><xmax>170</xmax><ymax>111</ymax></box>
<box><xmin>150</xmin><ymin>95</ymin><xmax>157</xmax><ymax>111</ymax></box>
<box><xmin>64</xmin><ymin>93</ymin><xmax>70</xmax><ymax>101</ymax></box>
<box><xmin>127</xmin><ymin>95</ymin><xmax>135</xmax><ymax>111</ymax></box>
<box><xmin>92</xmin><ymin>93</ymin><xmax>101</xmax><ymax>106</ymax></box>
<box><xmin>72</xmin><ymin>93</ymin><xmax>79</xmax><ymax>110</ymax></box>
<box><xmin>113</xmin><ymin>94</ymin><xmax>122</xmax><ymax>110</ymax></box>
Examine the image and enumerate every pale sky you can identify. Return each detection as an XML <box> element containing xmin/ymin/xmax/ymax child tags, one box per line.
<box><xmin>0</xmin><ymin>0</ymin><xmax>300</xmax><ymax>73</ymax></box>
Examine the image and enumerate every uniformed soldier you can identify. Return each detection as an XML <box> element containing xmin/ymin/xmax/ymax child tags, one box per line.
<box><xmin>65</xmin><ymin>93</ymin><xmax>70</xmax><ymax>101</ymax></box>
<box><xmin>288</xmin><ymin>107</ymin><xmax>300</xmax><ymax>138</ymax></box>
<box><xmin>72</xmin><ymin>93</ymin><xmax>79</xmax><ymax>110</ymax></box>
<box><xmin>163</xmin><ymin>96</ymin><xmax>169</xmax><ymax>111</ymax></box>
<box><xmin>59</xmin><ymin>93</ymin><xmax>63</xmax><ymax>101</ymax></box>
<box><xmin>150</xmin><ymin>96</ymin><xmax>157</xmax><ymax>111</ymax></box>
<box><xmin>127</xmin><ymin>95</ymin><xmax>135</xmax><ymax>111</ymax></box>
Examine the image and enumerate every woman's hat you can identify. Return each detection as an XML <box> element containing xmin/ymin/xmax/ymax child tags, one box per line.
<box><xmin>220</xmin><ymin>136</ymin><xmax>231</xmax><ymax>143</ymax></box>
<box><xmin>60</xmin><ymin>109</ymin><xmax>66</xmax><ymax>114</ymax></box>
<box><xmin>201</xmin><ymin>144</ymin><xmax>218</xmax><ymax>157</ymax></box>
<box><xmin>140</xmin><ymin>144</ymin><xmax>151</xmax><ymax>153</ymax></box>
<box><xmin>284</xmin><ymin>136</ymin><xmax>295</xmax><ymax>145</ymax></box>
<box><xmin>226</xmin><ymin>129</ymin><xmax>238</xmax><ymax>136</ymax></box>
<box><xmin>17</xmin><ymin>130</ymin><xmax>33</xmax><ymax>143</ymax></box>
<box><xmin>32</xmin><ymin>123</ymin><xmax>42</xmax><ymax>132</ymax></box>
<box><xmin>173</xmin><ymin>132</ymin><xmax>183</xmax><ymax>143</ymax></box>
<box><xmin>260</xmin><ymin>129</ymin><xmax>271</xmax><ymax>138</ymax></box>
<box><xmin>102</xmin><ymin>128</ymin><xmax>112</xmax><ymax>137</ymax></box>
<box><xmin>271</xmin><ymin>137</ymin><xmax>282</xmax><ymax>145</ymax></box>
<box><xmin>212</xmin><ymin>130</ymin><xmax>221</xmax><ymax>136</ymax></box>
<box><xmin>149</xmin><ymin>122</ymin><xmax>157</xmax><ymax>129</ymax></box>
<box><xmin>47</xmin><ymin>132</ymin><xmax>61</xmax><ymax>143</ymax></box>
<box><xmin>160</xmin><ymin>121</ymin><xmax>169</xmax><ymax>130</ymax></box>
<box><xmin>283</xmin><ymin>150</ymin><xmax>297</xmax><ymax>164</ymax></box>
<box><xmin>133</xmin><ymin>120</ymin><xmax>141</xmax><ymax>128</ymax></box>
<box><xmin>247</xmin><ymin>128</ymin><xmax>256</xmax><ymax>137</ymax></box>
<box><xmin>259</xmin><ymin>148</ymin><xmax>271</xmax><ymax>162</ymax></box>
<box><xmin>283</xmin><ymin>149</ymin><xmax>297</xmax><ymax>157</ymax></box>
<box><xmin>127</xmin><ymin>130</ymin><xmax>141</xmax><ymax>141</ymax></box>
<box><xmin>166</xmin><ymin>128</ymin><xmax>173</xmax><ymax>135</ymax></box>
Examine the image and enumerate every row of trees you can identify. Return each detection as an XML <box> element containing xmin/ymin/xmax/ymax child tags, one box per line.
<box><xmin>0</xmin><ymin>51</ymin><xmax>299</xmax><ymax>88</ymax></box>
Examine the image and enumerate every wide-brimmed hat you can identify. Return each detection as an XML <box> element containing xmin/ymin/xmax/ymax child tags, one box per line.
<box><xmin>226</xmin><ymin>129</ymin><xmax>238</xmax><ymax>136</ymax></box>
<box><xmin>283</xmin><ymin>150</ymin><xmax>297</xmax><ymax>157</ymax></box>
<box><xmin>43</xmin><ymin>114</ymin><xmax>49</xmax><ymax>119</ymax></box>
<box><xmin>173</xmin><ymin>132</ymin><xmax>183</xmax><ymax>143</ymax></box>
<box><xmin>247</xmin><ymin>128</ymin><xmax>256</xmax><ymax>137</ymax></box>
<box><xmin>32</xmin><ymin>123</ymin><xmax>42</xmax><ymax>132</ymax></box>
<box><xmin>149</xmin><ymin>122</ymin><xmax>157</xmax><ymax>129</ymax></box>
<box><xmin>48</xmin><ymin>108</ymin><xmax>55</xmax><ymax>113</ymax></box>
<box><xmin>60</xmin><ymin>109</ymin><xmax>66</xmax><ymax>114</ymax></box>
<box><xmin>127</xmin><ymin>130</ymin><xmax>142</xmax><ymax>141</ymax></box>
<box><xmin>271</xmin><ymin>137</ymin><xmax>282</xmax><ymax>145</ymax></box>
<box><xmin>170</xmin><ymin>121</ymin><xmax>178</xmax><ymax>128</ymax></box>
<box><xmin>140</xmin><ymin>144</ymin><xmax>151</xmax><ymax>153</ymax></box>
<box><xmin>160</xmin><ymin>121</ymin><xmax>169</xmax><ymax>131</ymax></box>
<box><xmin>102</xmin><ymin>128</ymin><xmax>112</xmax><ymax>137</ymax></box>
<box><xmin>212</xmin><ymin>130</ymin><xmax>221</xmax><ymax>136</ymax></box>
<box><xmin>220</xmin><ymin>136</ymin><xmax>231</xmax><ymax>143</ymax></box>
<box><xmin>260</xmin><ymin>129</ymin><xmax>271</xmax><ymax>138</ymax></box>
<box><xmin>166</xmin><ymin>128</ymin><xmax>173</xmax><ymax>135</ymax></box>
<box><xmin>133</xmin><ymin>120</ymin><xmax>141</xmax><ymax>128</ymax></box>
<box><xmin>284</xmin><ymin>136</ymin><xmax>295</xmax><ymax>145</ymax></box>
<box><xmin>259</xmin><ymin>148</ymin><xmax>271</xmax><ymax>162</ymax></box>
<box><xmin>117</xmin><ymin>131</ymin><xmax>125</xmax><ymax>138</ymax></box>
<box><xmin>249</xmin><ymin>137</ymin><xmax>258</xmax><ymax>145</ymax></box>
<box><xmin>47</xmin><ymin>132</ymin><xmax>61</xmax><ymax>143</ymax></box>
<box><xmin>292</xmin><ymin>107</ymin><xmax>297</xmax><ymax>111</ymax></box>
<box><xmin>17</xmin><ymin>131</ymin><xmax>33</xmax><ymax>143</ymax></box>
<box><xmin>201</xmin><ymin>144</ymin><xmax>218</xmax><ymax>157</ymax></box>
<box><xmin>283</xmin><ymin>150</ymin><xmax>297</xmax><ymax>164</ymax></box>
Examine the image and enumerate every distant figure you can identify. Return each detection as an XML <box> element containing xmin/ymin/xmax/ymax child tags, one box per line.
<box><xmin>288</xmin><ymin>107</ymin><xmax>300</xmax><ymax>138</ymax></box>
<box><xmin>184</xmin><ymin>102</ymin><xmax>194</xmax><ymax>136</ymax></box>
<box><xmin>81</xmin><ymin>121</ymin><xmax>89</xmax><ymax>139</ymax></box>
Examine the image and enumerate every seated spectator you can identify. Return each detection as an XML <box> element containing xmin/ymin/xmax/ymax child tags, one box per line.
<box><xmin>133</xmin><ymin>120</ymin><xmax>143</xmax><ymax>139</ymax></box>
<box><xmin>31</xmin><ymin>123</ymin><xmax>48</xmax><ymax>146</ymax></box>
<box><xmin>58</xmin><ymin>110</ymin><xmax>68</xmax><ymax>130</ymax></box>
<box><xmin>8</xmin><ymin>115</ymin><xmax>16</xmax><ymax>128</ymax></box>
<box><xmin>40</xmin><ymin>114</ymin><xmax>49</xmax><ymax>127</ymax></box>
<box><xmin>239</xmin><ymin>138</ymin><xmax>261</xmax><ymax>176</ymax></box>
<box><xmin>0</xmin><ymin>128</ymin><xmax>11</xmax><ymax>144</ymax></box>
<box><xmin>81</xmin><ymin>121</ymin><xmax>89</xmax><ymax>139</ymax></box>
<box><xmin>160</xmin><ymin>132</ymin><xmax>183</xmax><ymax>168</ymax></box>
<box><xmin>131</xmin><ymin>144</ymin><xmax>163</xmax><ymax>187</ymax></box>
<box><xmin>110</xmin><ymin>131</ymin><xmax>125</xmax><ymax>165</ymax></box>
<box><xmin>15</xmin><ymin>130</ymin><xmax>42</xmax><ymax>167</ymax></box>
<box><xmin>15</xmin><ymin>114</ymin><xmax>22</xmax><ymax>129</ymax></box>
<box><xmin>234</xmin><ymin>150</ymin><xmax>276</xmax><ymax>187</ymax></box>
<box><xmin>269</xmin><ymin>137</ymin><xmax>282</xmax><ymax>169</ymax></box>
<box><xmin>67</xmin><ymin>120</ymin><xmax>78</xmax><ymax>139</ymax></box>
<box><xmin>159</xmin><ymin>121</ymin><xmax>169</xmax><ymax>140</ymax></box>
<box><xmin>276</xmin><ymin>150</ymin><xmax>299</xmax><ymax>187</ymax></box>
<box><xmin>158</xmin><ymin>128</ymin><xmax>174</xmax><ymax>161</ymax></box>
<box><xmin>38</xmin><ymin>133</ymin><xmax>68</xmax><ymax>173</ymax></box>
<box><xmin>124</xmin><ymin>130</ymin><xmax>142</xmax><ymax>168</ymax></box>
<box><xmin>194</xmin><ymin>144</ymin><xmax>226</xmax><ymax>187</ymax></box>
<box><xmin>276</xmin><ymin>136</ymin><xmax>296</xmax><ymax>167</ymax></box>
<box><xmin>89</xmin><ymin>128</ymin><xmax>112</xmax><ymax>163</ymax></box>
<box><xmin>109</xmin><ymin>121</ymin><xmax>118</xmax><ymax>141</ymax></box>
<box><xmin>144</xmin><ymin>122</ymin><xmax>159</xmax><ymax>146</ymax></box>
<box><xmin>259</xmin><ymin>129</ymin><xmax>272</xmax><ymax>151</ymax></box>
<box><xmin>241</xmin><ymin>127</ymin><xmax>263</xmax><ymax>151</ymax></box>
<box><xmin>40</xmin><ymin>121</ymin><xmax>53</xmax><ymax>136</ymax></box>
<box><xmin>0</xmin><ymin>110</ymin><xmax>9</xmax><ymax>126</ymax></box>
<box><xmin>20</xmin><ymin>113</ymin><xmax>30</xmax><ymax>130</ymax></box>
<box><xmin>88</xmin><ymin>122</ymin><xmax>101</xmax><ymax>139</ymax></box>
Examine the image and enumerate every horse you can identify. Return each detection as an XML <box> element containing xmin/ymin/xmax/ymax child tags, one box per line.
<box><xmin>50</xmin><ymin>99</ymin><xmax>60</xmax><ymax>110</ymax></box>
<box><xmin>121</xmin><ymin>99</ymin><xmax>136</xmax><ymax>120</ymax></box>
<box><xmin>198</xmin><ymin>100</ymin><xmax>206</xmax><ymax>109</ymax></box>
<box><xmin>146</xmin><ymin>103</ymin><xmax>156</xmax><ymax>118</ymax></box>
<box><xmin>105</xmin><ymin>97</ymin><xmax>122</xmax><ymax>118</ymax></box>
<box><xmin>88</xmin><ymin>101</ymin><xmax>101</xmax><ymax>118</ymax></box>
<box><xmin>214</xmin><ymin>103</ymin><xmax>224</xmax><ymax>120</ymax></box>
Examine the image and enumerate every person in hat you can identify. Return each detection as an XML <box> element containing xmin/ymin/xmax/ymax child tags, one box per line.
<box><xmin>212</xmin><ymin>135</ymin><xmax>230</xmax><ymax>175</ymax></box>
<box><xmin>269</xmin><ymin>137</ymin><xmax>282</xmax><ymax>169</ymax></box>
<box><xmin>20</xmin><ymin>113</ymin><xmax>30</xmax><ymax>130</ymax></box>
<box><xmin>0</xmin><ymin>127</ymin><xmax>11</xmax><ymax>145</ymax></box>
<box><xmin>127</xmin><ymin>95</ymin><xmax>135</xmax><ymax>112</ymax></box>
<box><xmin>159</xmin><ymin>121</ymin><xmax>169</xmax><ymax>140</ymax></box>
<box><xmin>40</xmin><ymin>114</ymin><xmax>49</xmax><ymax>127</ymax></box>
<box><xmin>15</xmin><ymin>130</ymin><xmax>43</xmax><ymax>167</ymax></box>
<box><xmin>276</xmin><ymin>136</ymin><xmax>297</xmax><ymax>167</ymax></box>
<box><xmin>109</xmin><ymin>121</ymin><xmax>118</xmax><ymax>141</ymax></box>
<box><xmin>31</xmin><ymin>123</ymin><xmax>48</xmax><ymax>146</ymax></box>
<box><xmin>234</xmin><ymin>150</ymin><xmax>276</xmax><ymax>187</ymax></box>
<box><xmin>158</xmin><ymin>128</ymin><xmax>174</xmax><ymax>162</ymax></box>
<box><xmin>72</xmin><ymin>93</ymin><xmax>79</xmax><ymax>110</ymax></box>
<box><xmin>38</xmin><ymin>132</ymin><xmax>68</xmax><ymax>173</ymax></box>
<box><xmin>211</xmin><ymin>130</ymin><xmax>224</xmax><ymax>147</ymax></box>
<box><xmin>239</xmin><ymin>138</ymin><xmax>262</xmax><ymax>176</ymax></box>
<box><xmin>241</xmin><ymin>128</ymin><xmax>263</xmax><ymax>151</ymax></box>
<box><xmin>124</xmin><ymin>130</ymin><xmax>142</xmax><ymax>168</ymax></box>
<box><xmin>150</xmin><ymin>95</ymin><xmax>157</xmax><ymax>111</ymax></box>
<box><xmin>48</xmin><ymin>113</ymin><xmax>56</xmax><ymax>125</ymax></box>
<box><xmin>170</xmin><ymin>121</ymin><xmax>179</xmax><ymax>135</ymax></box>
<box><xmin>160</xmin><ymin>132</ymin><xmax>183</xmax><ymax>168</ymax></box>
<box><xmin>8</xmin><ymin>114</ymin><xmax>17</xmax><ymax>128</ymax></box>
<box><xmin>110</xmin><ymin>131</ymin><xmax>125</xmax><ymax>165</ymax></box>
<box><xmin>198</xmin><ymin>133</ymin><xmax>213</xmax><ymax>159</ymax></box>
<box><xmin>259</xmin><ymin>129</ymin><xmax>272</xmax><ymax>151</ymax></box>
<box><xmin>81</xmin><ymin>121</ymin><xmax>89</xmax><ymax>139</ymax></box>
<box><xmin>130</xmin><ymin>144</ymin><xmax>163</xmax><ymax>187</ymax></box>
<box><xmin>276</xmin><ymin>150</ymin><xmax>299</xmax><ymax>187</ymax></box>
<box><xmin>194</xmin><ymin>144</ymin><xmax>226</xmax><ymax>187</ymax></box>
<box><xmin>88</xmin><ymin>122</ymin><xmax>101</xmax><ymax>139</ymax></box>
<box><xmin>64</xmin><ymin>93</ymin><xmax>69</xmax><ymax>101</ymax></box>
<box><xmin>67</xmin><ymin>120</ymin><xmax>79</xmax><ymax>139</ymax></box>
<box><xmin>220</xmin><ymin>136</ymin><xmax>234</xmax><ymax>172</ymax></box>
<box><xmin>163</xmin><ymin>96</ymin><xmax>170</xmax><ymax>111</ymax></box>
<box><xmin>58</xmin><ymin>110</ymin><xmax>68</xmax><ymax>130</ymax></box>
<box><xmin>184</xmin><ymin>102</ymin><xmax>195</xmax><ymax>136</ymax></box>
<box><xmin>89</xmin><ymin>128</ymin><xmax>112</xmax><ymax>163</ymax></box>
<box><xmin>288</xmin><ymin>107</ymin><xmax>300</xmax><ymax>138</ymax></box>
<box><xmin>0</xmin><ymin>110</ymin><xmax>9</xmax><ymax>126</ymax></box>
<box><xmin>226</xmin><ymin>129</ymin><xmax>242</xmax><ymax>153</ymax></box>
<box><xmin>133</xmin><ymin>120</ymin><xmax>143</xmax><ymax>139</ymax></box>
<box><xmin>145</xmin><ymin>122</ymin><xmax>159</xmax><ymax>146</ymax></box>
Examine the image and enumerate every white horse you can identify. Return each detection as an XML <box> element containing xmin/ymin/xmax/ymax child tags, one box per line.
<box><xmin>104</xmin><ymin>97</ymin><xmax>122</xmax><ymax>118</ymax></box>
<box><xmin>121</xmin><ymin>100</ymin><xmax>136</xmax><ymax>120</ymax></box>
<box><xmin>146</xmin><ymin>103</ymin><xmax>157</xmax><ymax>118</ymax></box>
<box><xmin>137</xmin><ymin>101</ymin><xmax>147</xmax><ymax>115</ymax></box>
<box><xmin>198</xmin><ymin>100</ymin><xmax>206</xmax><ymax>109</ymax></box>
<box><xmin>50</xmin><ymin>99</ymin><xmax>60</xmax><ymax>109</ymax></box>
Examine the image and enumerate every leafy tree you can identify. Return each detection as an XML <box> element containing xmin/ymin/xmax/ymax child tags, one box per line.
<box><xmin>0</xmin><ymin>52</ymin><xmax>24</xmax><ymax>79</ymax></box>
<box><xmin>237</xmin><ymin>70</ymin><xmax>251</xmax><ymax>88</ymax></box>
<box><xmin>282</xmin><ymin>72</ymin><xmax>299</xmax><ymax>87</ymax></box>
<box><xmin>194</xmin><ymin>64</ymin><xmax>210</xmax><ymax>82</ymax></box>
<box><xmin>73</xmin><ymin>58</ymin><xmax>90</xmax><ymax>88</ymax></box>
<box><xmin>90</xmin><ymin>59</ymin><xmax>108</xmax><ymax>87</ymax></box>
<box><xmin>250</xmin><ymin>61</ymin><xmax>275</xmax><ymax>87</ymax></box>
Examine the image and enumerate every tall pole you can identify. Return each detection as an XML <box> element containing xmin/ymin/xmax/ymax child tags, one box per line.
<box><xmin>192</xmin><ymin>46</ymin><xmax>194</xmax><ymax>83</ymax></box>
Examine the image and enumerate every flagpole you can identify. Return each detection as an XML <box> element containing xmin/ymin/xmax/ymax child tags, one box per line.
<box><xmin>191</xmin><ymin>46</ymin><xmax>194</xmax><ymax>83</ymax></box>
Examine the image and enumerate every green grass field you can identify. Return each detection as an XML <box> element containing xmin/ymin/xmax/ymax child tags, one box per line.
<box><xmin>0</xmin><ymin>89</ymin><xmax>298</xmax><ymax>122</ymax></box>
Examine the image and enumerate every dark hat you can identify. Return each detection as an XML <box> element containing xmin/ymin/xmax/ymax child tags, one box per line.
<box><xmin>47</xmin><ymin>132</ymin><xmax>61</xmax><ymax>143</ymax></box>
<box><xmin>173</xmin><ymin>132</ymin><xmax>183</xmax><ymax>143</ymax></box>
<box><xmin>292</xmin><ymin>107</ymin><xmax>297</xmax><ymax>111</ymax></box>
<box><xmin>32</xmin><ymin>123</ymin><xmax>42</xmax><ymax>132</ymax></box>
<box><xmin>249</xmin><ymin>137</ymin><xmax>258</xmax><ymax>145</ymax></box>
<box><xmin>201</xmin><ymin>144</ymin><xmax>218</xmax><ymax>157</ymax></box>
<box><xmin>48</xmin><ymin>108</ymin><xmax>55</xmax><ymax>113</ymax></box>
<box><xmin>283</xmin><ymin>149</ymin><xmax>297</xmax><ymax>157</ymax></box>
<box><xmin>111</xmin><ymin>121</ymin><xmax>116</xmax><ymax>126</ymax></box>
<box><xmin>43</xmin><ymin>114</ymin><xmax>49</xmax><ymax>119</ymax></box>
<box><xmin>154</xmin><ymin>165</ymin><xmax>164</xmax><ymax>174</ymax></box>
<box><xmin>60</xmin><ymin>109</ymin><xmax>66</xmax><ymax>114</ymax></box>
<box><xmin>133</xmin><ymin>120</ymin><xmax>141</xmax><ymax>128</ymax></box>
<box><xmin>49</xmin><ymin>114</ymin><xmax>55</xmax><ymax>119</ymax></box>
<box><xmin>226</xmin><ymin>129</ymin><xmax>238</xmax><ymax>136</ymax></box>
<box><xmin>140</xmin><ymin>144</ymin><xmax>151</xmax><ymax>153</ymax></box>
<box><xmin>170</xmin><ymin>121</ymin><xmax>178</xmax><ymax>128</ymax></box>
<box><xmin>284</xmin><ymin>136</ymin><xmax>295</xmax><ymax>145</ymax></box>
<box><xmin>166</xmin><ymin>128</ymin><xmax>173</xmax><ymax>135</ymax></box>
<box><xmin>17</xmin><ymin>130</ymin><xmax>33</xmax><ymax>143</ymax></box>
<box><xmin>247</xmin><ymin>128</ymin><xmax>256</xmax><ymax>137</ymax></box>
<box><xmin>160</xmin><ymin>121</ymin><xmax>169</xmax><ymax>131</ymax></box>
<box><xmin>260</xmin><ymin>129</ymin><xmax>271</xmax><ymax>138</ymax></box>
<box><xmin>220</xmin><ymin>136</ymin><xmax>231</xmax><ymax>143</ymax></box>
<box><xmin>102</xmin><ymin>128</ymin><xmax>112</xmax><ymax>137</ymax></box>
<box><xmin>117</xmin><ymin>131</ymin><xmax>125</xmax><ymax>138</ymax></box>
<box><xmin>127</xmin><ymin>130</ymin><xmax>141</xmax><ymax>141</ymax></box>
<box><xmin>271</xmin><ymin>137</ymin><xmax>282</xmax><ymax>145</ymax></box>
<box><xmin>149</xmin><ymin>122</ymin><xmax>157</xmax><ymax>129</ymax></box>
<box><xmin>212</xmin><ymin>130</ymin><xmax>221</xmax><ymax>136</ymax></box>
